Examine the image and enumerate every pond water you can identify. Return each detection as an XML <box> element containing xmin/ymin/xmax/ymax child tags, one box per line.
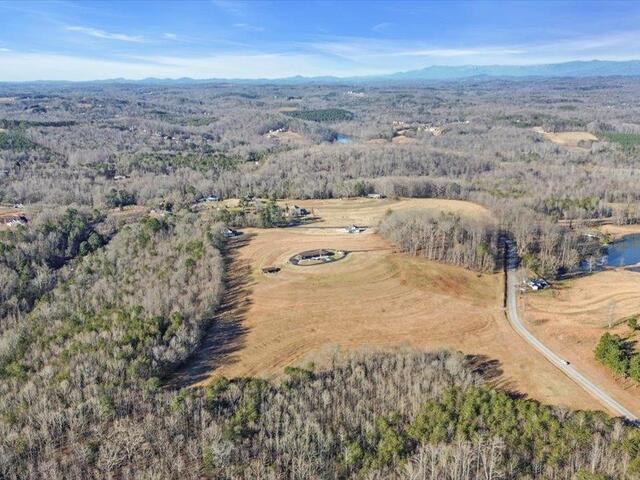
<box><xmin>335</xmin><ymin>134</ymin><xmax>351</xmax><ymax>144</ymax></box>
<box><xmin>604</xmin><ymin>234</ymin><xmax>640</xmax><ymax>268</ymax></box>
<box><xmin>576</xmin><ymin>233</ymin><xmax>640</xmax><ymax>273</ymax></box>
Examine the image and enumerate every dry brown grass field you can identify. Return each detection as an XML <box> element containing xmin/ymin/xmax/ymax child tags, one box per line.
<box><xmin>601</xmin><ymin>223</ymin><xmax>640</xmax><ymax>239</ymax></box>
<box><xmin>264</xmin><ymin>130</ymin><xmax>308</xmax><ymax>144</ymax></box>
<box><xmin>523</xmin><ymin>269</ymin><xmax>640</xmax><ymax>416</ymax></box>
<box><xmin>532</xmin><ymin>127</ymin><xmax>598</xmax><ymax>147</ymax></box>
<box><xmin>170</xmin><ymin>197</ymin><xmax>602</xmax><ymax>412</ymax></box>
<box><xmin>391</xmin><ymin>134</ymin><xmax>417</xmax><ymax>144</ymax></box>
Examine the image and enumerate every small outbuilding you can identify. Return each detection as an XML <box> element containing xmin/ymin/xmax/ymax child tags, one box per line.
<box><xmin>222</xmin><ymin>227</ymin><xmax>241</xmax><ymax>238</ymax></box>
<box><xmin>345</xmin><ymin>224</ymin><xmax>366</xmax><ymax>234</ymax></box>
<box><xmin>287</xmin><ymin>205</ymin><xmax>309</xmax><ymax>217</ymax></box>
<box><xmin>5</xmin><ymin>215</ymin><xmax>28</xmax><ymax>227</ymax></box>
<box><xmin>525</xmin><ymin>278</ymin><xmax>549</xmax><ymax>291</ymax></box>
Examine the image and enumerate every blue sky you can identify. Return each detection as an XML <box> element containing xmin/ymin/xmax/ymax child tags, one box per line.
<box><xmin>1</xmin><ymin>0</ymin><xmax>640</xmax><ymax>80</ymax></box>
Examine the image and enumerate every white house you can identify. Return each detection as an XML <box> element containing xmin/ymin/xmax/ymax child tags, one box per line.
<box><xmin>345</xmin><ymin>224</ymin><xmax>365</xmax><ymax>234</ymax></box>
<box><xmin>223</xmin><ymin>228</ymin><xmax>240</xmax><ymax>238</ymax></box>
<box><xmin>288</xmin><ymin>205</ymin><xmax>309</xmax><ymax>217</ymax></box>
<box><xmin>5</xmin><ymin>215</ymin><xmax>28</xmax><ymax>227</ymax></box>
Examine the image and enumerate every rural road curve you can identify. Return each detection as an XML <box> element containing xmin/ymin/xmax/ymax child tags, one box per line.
<box><xmin>504</xmin><ymin>242</ymin><xmax>638</xmax><ymax>422</ymax></box>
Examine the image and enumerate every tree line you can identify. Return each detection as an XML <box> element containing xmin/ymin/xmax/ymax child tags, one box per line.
<box><xmin>379</xmin><ymin>210</ymin><xmax>502</xmax><ymax>272</ymax></box>
<box><xmin>594</xmin><ymin>329</ymin><xmax>640</xmax><ymax>382</ymax></box>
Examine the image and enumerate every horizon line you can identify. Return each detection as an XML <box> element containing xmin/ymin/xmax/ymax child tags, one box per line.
<box><xmin>1</xmin><ymin>58</ymin><xmax>640</xmax><ymax>84</ymax></box>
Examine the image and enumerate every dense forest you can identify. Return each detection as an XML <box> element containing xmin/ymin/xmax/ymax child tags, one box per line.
<box><xmin>4</xmin><ymin>338</ymin><xmax>640</xmax><ymax>479</ymax></box>
<box><xmin>2</xmin><ymin>79</ymin><xmax>640</xmax><ymax>223</ymax></box>
<box><xmin>0</xmin><ymin>211</ymin><xmax>226</xmax><ymax>478</ymax></box>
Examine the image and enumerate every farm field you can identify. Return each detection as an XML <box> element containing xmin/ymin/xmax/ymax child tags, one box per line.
<box><xmin>533</xmin><ymin>127</ymin><xmax>598</xmax><ymax>147</ymax></box>
<box><xmin>264</xmin><ymin>129</ymin><xmax>308</xmax><ymax>144</ymax></box>
<box><xmin>283</xmin><ymin>197</ymin><xmax>491</xmax><ymax>226</ymax></box>
<box><xmin>171</xmin><ymin>198</ymin><xmax>600</xmax><ymax>412</ymax></box>
<box><xmin>523</xmin><ymin>269</ymin><xmax>640</xmax><ymax>416</ymax></box>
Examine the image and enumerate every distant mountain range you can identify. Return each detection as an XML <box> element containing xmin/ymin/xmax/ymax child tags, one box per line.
<box><xmin>6</xmin><ymin>60</ymin><xmax>640</xmax><ymax>85</ymax></box>
<box><xmin>132</xmin><ymin>60</ymin><xmax>640</xmax><ymax>84</ymax></box>
<box><xmin>379</xmin><ymin>60</ymin><xmax>640</xmax><ymax>80</ymax></box>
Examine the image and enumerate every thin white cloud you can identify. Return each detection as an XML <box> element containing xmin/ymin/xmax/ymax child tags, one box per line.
<box><xmin>3</xmin><ymin>27</ymin><xmax>640</xmax><ymax>82</ymax></box>
<box><xmin>308</xmin><ymin>30</ymin><xmax>640</xmax><ymax>66</ymax></box>
<box><xmin>310</xmin><ymin>38</ymin><xmax>523</xmax><ymax>60</ymax></box>
<box><xmin>67</xmin><ymin>26</ymin><xmax>144</xmax><ymax>43</ymax></box>
<box><xmin>0</xmin><ymin>50</ymin><xmax>382</xmax><ymax>81</ymax></box>
<box><xmin>372</xmin><ymin>22</ymin><xmax>392</xmax><ymax>33</ymax></box>
<box><xmin>233</xmin><ymin>23</ymin><xmax>264</xmax><ymax>32</ymax></box>
<box><xmin>211</xmin><ymin>0</ymin><xmax>246</xmax><ymax>16</ymax></box>
<box><xmin>394</xmin><ymin>48</ymin><xmax>524</xmax><ymax>57</ymax></box>
<box><xmin>163</xmin><ymin>32</ymin><xmax>178</xmax><ymax>40</ymax></box>
<box><xmin>534</xmin><ymin>31</ymin><xmax>640</xmax><ymax>53</ymax></box>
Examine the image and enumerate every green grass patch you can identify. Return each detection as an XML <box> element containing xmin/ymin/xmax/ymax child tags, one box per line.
<box><xmin>601</xmin><ymin>132</ymin><xmax>640</xmax><ymax>152</ymax></box>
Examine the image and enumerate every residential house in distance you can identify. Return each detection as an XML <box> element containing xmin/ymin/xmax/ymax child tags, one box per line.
<box><xmin>287</xmin><ymin>205</ymin><xmax>309</xmax><ymax>217</ymax></box>
<box><xmin>345</xmin><ymin>224</ymin><xmax>366</xmax><ymax>234</ymax></box>
<box><xmin>5</xmin><ymin>215</ymin><xmax>28</xmax><ymax>228</ymax></box>
<box><xmin>223</xmin><ymin>227</ymin><xmax>241</xmax><ymax>238</ymax></box>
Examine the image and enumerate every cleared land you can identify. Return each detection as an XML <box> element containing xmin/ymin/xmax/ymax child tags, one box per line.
<box><xmin>287</xmin><ymin>197</ymin><xmax>488</xmax><ymax>226</ymax></box>
<box><xmin>391</xmin><ymin>134</ymin><xmax>417</xmax><ymax>144</ymax></box>
<box><xmin>601</xmin><ymin>223</ymin><xmax>640</xmax><ymax>239</ymax></box>
<box><xmin>170</xmin><ymin>198</ymin><xmax>602</xmax><ymax>412</ymax></box>
<box><xmin>0</xmin><ymin>206</ymin><xmax>28</xmax><ymax>231</ymax></box>
<box><xmin>523</xmin><ymin>269</ymin><xmax>640</xmax><ymax>416</ymax></box>
<box><xmin>264</xmin><ymin>130</ymin><xmax>308</xmax><ymax>143</ymax></box>
<box><xmin>533</xmin><ymin>127</ymin><xmax>598</xmax><ymax>147</ymax></box>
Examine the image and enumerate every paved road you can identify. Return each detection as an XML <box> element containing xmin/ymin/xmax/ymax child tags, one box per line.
<box><xmin>504</xmin><ymin>242</ymin><xmax>638</xmax><ymax>421</ymax></box>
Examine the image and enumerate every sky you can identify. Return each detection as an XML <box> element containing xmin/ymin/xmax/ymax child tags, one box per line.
<box><xmin>1</xmin><ymin>0</ymin><xmax>640</xmax><ymax>81</ymax></box>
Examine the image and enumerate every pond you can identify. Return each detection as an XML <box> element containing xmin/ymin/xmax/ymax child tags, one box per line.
<box><xmin>604</xmin><ymin>233</ymin><xmax>640</xmax><ymax>268</ymax></box>
<box><xmin>576</xmin><ymin>233</ymin><xmax>640</xmax><ymax>273</ymax></box>
<box><xmin>335</xmin><ymin>134</ymin><xmax>351</xmax><ymax>144</ymax></box>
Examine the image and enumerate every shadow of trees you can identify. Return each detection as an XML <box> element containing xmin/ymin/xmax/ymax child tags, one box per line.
<box><xmin>465</xmin><ymin>353</ymin><xmax>526</xmax><ymax>399</ymax></box>
<box><xmin>164</xmin><ymin>234</ymin><xmax>255</xmax><ymax>388</ymax></box>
